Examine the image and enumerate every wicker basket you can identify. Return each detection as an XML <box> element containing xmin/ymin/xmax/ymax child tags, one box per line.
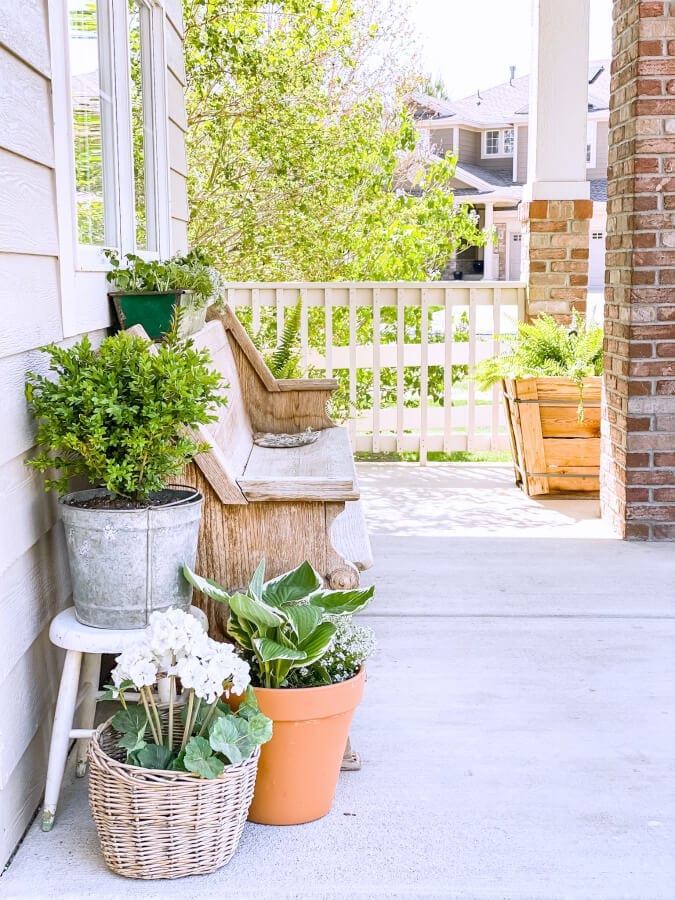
<box><xmin>88</xmin><ymin>718</ymin><xmax>260</xmax><ymax>879</ymax></box>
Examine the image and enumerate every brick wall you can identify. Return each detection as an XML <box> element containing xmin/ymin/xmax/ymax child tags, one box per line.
<box><xmin>602</xmin><ymin>0</ymin><xmax>675</xmax><ymax>539</ymax></box>
<box><xmin>520</xmin><ymin>199</ymin><xmax>593</xmax><ymax>320</ymax></box>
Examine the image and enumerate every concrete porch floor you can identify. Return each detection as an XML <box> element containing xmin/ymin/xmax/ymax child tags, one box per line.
<box><xmin>3</xmin><ymin>464</ymin><xmax>675</xmax><ymax>899</ymax></box>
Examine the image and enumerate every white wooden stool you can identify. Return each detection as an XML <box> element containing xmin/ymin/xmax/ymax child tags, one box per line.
<box><xmin>42</xmin><ymin>605</ymin><xmax>207</xmax><ymax>832</ymax></box>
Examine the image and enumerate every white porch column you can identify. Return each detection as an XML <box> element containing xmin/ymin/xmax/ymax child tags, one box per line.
<box><xmin>521</xmin><ymin>0</ymin><xmax>592</xmax><ymax>320</ymax></box>
<box><xmin>525</xmin><ymin>0</ymin><xmax>590</xmax><ymax>202</ymax></box>
<box><xmin>483</xmin><ymin>202</ymin><xmax>496</xmax><ymax>280</ymax></box>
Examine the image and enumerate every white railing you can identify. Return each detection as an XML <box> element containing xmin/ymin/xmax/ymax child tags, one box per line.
<box><xmin>225</xmin><ymin>282</ymin><xmax>526</xmax><ymax>464</ymax></box>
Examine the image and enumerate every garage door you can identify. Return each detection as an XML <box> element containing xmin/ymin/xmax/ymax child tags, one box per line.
<box><xmin>589</xmin><ymin>230</ymin><xmax>606</xmax><ymax>289</ymax></box>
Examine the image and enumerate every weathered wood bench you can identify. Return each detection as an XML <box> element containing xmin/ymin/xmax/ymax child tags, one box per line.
<box><xmin>178</xmin><ymin>306</ymin><xmax>373</xmax><ymax>641</ymax></box>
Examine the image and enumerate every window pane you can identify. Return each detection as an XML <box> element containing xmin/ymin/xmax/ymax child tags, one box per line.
<box><xmin>485</xmin><ymin>130</ymin><xmax>499</xmax><ymax>155</ymax></box>
<box><xmin>69</xmin><ymin>1</ymin><xmax>107</xmax><ymax>245</ymax></box>
<box><xmin>128</xmin><ymin>1</ymin><xmax>155</xmax><ymax>250</ymax></box>
<box><xmin>503</xmin><ymin>128</ymin><xmax>514</xmax><ymax>155</ymax></box>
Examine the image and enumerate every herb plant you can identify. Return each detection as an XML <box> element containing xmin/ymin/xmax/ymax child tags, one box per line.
<box><xmin>25</xmin><ymin>329</ymin><xmax>226</xmax><ymax>503</ymax></box>
<box><xmin>103</xmin><ymin>608</ymin><xmax>272</xmax><ymax>775</ymax></box>
<box><xmin>183</xmin><ymin>560</ymin><xmax>374</xmax><ymax>689</ymax></box>
<box><xmin>104</xmin><ymin>249</ymin><xmax>225</xmax><ymax>309</ymax></box>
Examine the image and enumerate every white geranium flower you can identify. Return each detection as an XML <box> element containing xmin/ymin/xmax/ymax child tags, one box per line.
<box><xmin>112</xmin><ymin>644</ymin><xmax>158</xmax><ymax>689</ymax></box>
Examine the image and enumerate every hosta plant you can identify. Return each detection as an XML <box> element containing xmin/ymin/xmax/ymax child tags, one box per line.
<box><xmin>287</xmin><ymin>616</ymin><xmax>376</xmax><ymax>688</ymax></box>
<box><xmin>103</xmin><ymin>608</ymin><xmax>272</xmax><ymax>775</ymax></box>
<box><xmin>183</xmin><ymin>560</ymin><xmax>375</xmax><ymax>689</ymax></box>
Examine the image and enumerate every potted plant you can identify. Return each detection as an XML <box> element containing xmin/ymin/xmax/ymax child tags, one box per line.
<box><xmin>105</xmin><ymin>248</ymin><xmax>225</xmax><ymax>339</ymax></box>
<box><xmin>183</xmin><ymin>560</ymin><xmax>375</xmax><ymax>825</ymax></box>
<box><xmin>89</xmin><ymin>607</ymin><xmax>273</xmax><ymax>879</ymax></box>
<box><xmin>473</xmin><ymin>313</ymin><xmax>603</xmax><ymax>496</ymax></box>
<box><xmin>25</xmin><ymin>328</ymin><xmax>226</xmax><ymax>628</ymax></box>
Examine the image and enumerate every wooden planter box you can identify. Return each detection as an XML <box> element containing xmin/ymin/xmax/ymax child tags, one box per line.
<box><xmin>502</xmin><ymin>376</ymin><xmax>601</xmax><ymax>496</ymax></box>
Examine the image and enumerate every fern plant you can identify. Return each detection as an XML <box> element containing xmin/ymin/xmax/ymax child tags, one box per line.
<box><xmin>473</xmin><ymin>313</ymin><xmax>603</xmax><ymax>419</ymax></box>
<box><xmin>249</xmin><ymin>298</ymin><xmax>303</xmax><ymax>379</ymax></box>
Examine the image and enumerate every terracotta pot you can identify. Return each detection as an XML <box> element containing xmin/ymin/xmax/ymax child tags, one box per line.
<box><xmin>248</xmin><ymin>668</ymin><xmax>365</xmax><ymax>825</ymax></box>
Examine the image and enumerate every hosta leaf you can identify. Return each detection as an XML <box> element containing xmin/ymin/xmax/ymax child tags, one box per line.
<box><xmin>182</xmin><ymin>565</ymin><xmax>230</xmax><ymax>604</ymax></box>
<box><xmin>285</xmin><ymin>604</ymin><xmax>322</xmax><ymax>642</ymax></box>
<box><xmin>226</xmin><ymin>611</ymin><xmax>254</xmax><ymax>650</ymax></box>
<box><xmin>262</xmin><ymin>561</ymin><xmax>322</xmax><ymax>607</ymax></box>
<box><xmin>249</xmin><ymin>558</ymin><xmax>266</xmax><ymax>601</ymax></box>
<box><xmin>134</xmin><ymin>744</ymin><xmax>175</xmax><ymax>771</ymax></box>
<box><xmin>229</xmin><ymin>592</ymin><xmax>284</xmax><ymax>629</ymax></box>
<box><xmin>308</xmin><ymin>584</ymin><xmax>375</xmax><ymax>615</ymax></box>
<box><xmin>254</xmin><ymin>637</ymin><xmax>307</xmax><ymax>663</ymax></box>
<box><xmin>184</xmin><ymin>736</ymin><xmax>225</xmax><ymax>779</ymax></box>
<box><xmin>297</xmin><ymin>621</ymin><xmax>337</xmax><ymax>666</ymax></box>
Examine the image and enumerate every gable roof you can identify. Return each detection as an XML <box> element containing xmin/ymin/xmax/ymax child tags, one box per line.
<box><xmin>413</xmin><ymin>61</ymin><xmax>610</xmax><ymax>126</ymax></box>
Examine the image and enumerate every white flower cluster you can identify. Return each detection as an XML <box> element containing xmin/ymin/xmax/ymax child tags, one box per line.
<box><xmin>112</xmin><ymin>608</ymin><xmax>250</xmax><ymax>703</ymax></box>
<box><xmin>321</xmin><ymin>617</ymin><xmax>377</xmax><ymax>683</ymax></box>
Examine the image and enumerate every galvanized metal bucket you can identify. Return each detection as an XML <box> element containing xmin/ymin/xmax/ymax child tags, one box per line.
<box><xmin>59</xmin><ymin>488</ymin><xmax>203</xmax><ymax>630</ymax></box>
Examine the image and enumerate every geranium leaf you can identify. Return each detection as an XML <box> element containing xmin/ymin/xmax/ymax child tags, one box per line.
<box><xmin>184</xmin><ymin>736</ymin><xmax>225</xmax><ymax>779</ymax></box>
<box><xmin>134</xmin><ymin>744</ymin><xmax>175</xmax><ymax>771</ymax></box>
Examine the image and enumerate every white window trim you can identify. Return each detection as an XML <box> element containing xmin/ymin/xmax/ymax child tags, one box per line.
<box><xmin>482</xmin><ymin>127</ymin><xmax>514</xmax><ymax>159</ymax></box>
<box><xmin>50</xmin><ymin>0</ymin><xmax>171</xmax><ymax>337</ymax></box>
<box><xmin>586</xmin><ymin>120</ymin><xmax>597</xmax><ymax>169</ymax></box>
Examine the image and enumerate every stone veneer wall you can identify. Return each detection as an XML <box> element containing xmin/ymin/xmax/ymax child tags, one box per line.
<box><xmin>520</xmin><ymin>199</ymin><xmax>593</xmax><ymax>321</ymax></box>
<box><xmin>602</xmin><ymin>0</ymin><xmax>675</xmax><ymax>539</ymax></box>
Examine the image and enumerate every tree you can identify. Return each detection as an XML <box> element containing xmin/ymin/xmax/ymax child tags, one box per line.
<box><xmin>183</xmin><ymin>0</ymin><xmax>485</xmax><ymax>282</ymax></box>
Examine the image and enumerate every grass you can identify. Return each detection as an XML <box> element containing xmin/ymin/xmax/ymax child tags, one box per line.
<box><xmin>355</xmin><ymin>450</ymin><xmax>513</xmax><ymax>464</ymax></box>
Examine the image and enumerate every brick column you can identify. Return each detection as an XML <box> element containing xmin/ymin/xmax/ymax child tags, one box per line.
<box><xmin>521</xmin><ymin>199</ymin><xmax>594</xmax><ymax>319</ymax></box>
<box><xmin>602</xmin><ymin>0</ymin><xmax>675</xmax><ymax>539</ymax></box>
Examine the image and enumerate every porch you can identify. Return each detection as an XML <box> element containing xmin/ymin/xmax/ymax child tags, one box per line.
<box><xmin>4</xmin><ymin>464</ymin><xmax>675</xmax><ymax>898</ymax></box>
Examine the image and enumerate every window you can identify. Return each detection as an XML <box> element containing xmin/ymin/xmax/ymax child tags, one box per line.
<box><xmin>68</xmin><ymin>0</ymin><xmax>169</xmax><ymax>257</ymax></box>
<box><xmin>485</xmin><ymin>130</ymin><xmax>500</xmax><ymax>155</ymax></box>
<box><xmin>483</xmin><ymin>128</ymin><xmax>514</xmax><ymax>158</ymax></box>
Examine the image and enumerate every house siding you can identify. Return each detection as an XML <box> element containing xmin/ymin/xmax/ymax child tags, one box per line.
<box><xmin>0</xmin><ymin>1</ymin><xmax>189</xmax><ymax>867</ymax></box>
<box><xmin>458</xmin><ymin>128</ymin><xmax>481</xmax><ymax>165</ymax></box>
<box><xmin>429</xmin><ymin>127</ymin><xmax>454</xmax><ymax>157</ymax></box>
<box><xmin>588</xmin><ymin>119</ymin><xmax>609</xmax><ymax>180</ymax></box>
<box><xmin>517</xmin><ymin>124</ymin><xmax>528</xmax><ymax>183</ymax></box>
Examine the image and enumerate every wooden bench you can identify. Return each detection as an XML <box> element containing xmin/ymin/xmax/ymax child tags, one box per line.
<box><xmin>177</xmin><ymin>306</ymin><xmax>373</xmax><ymax>641</ymax></box>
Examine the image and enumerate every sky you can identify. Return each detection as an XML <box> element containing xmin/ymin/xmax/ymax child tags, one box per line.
<box><xmin>410</xmin><ymin>0</ymin><xmax>613</xmax><ymax>100</ymax></box>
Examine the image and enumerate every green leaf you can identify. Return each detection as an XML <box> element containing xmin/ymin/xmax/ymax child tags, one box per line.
<box><xmin>249</xmin><ymin>558</ymin><xmax>266</xmax><ymax>601</ymax></box>
<box><xmin>170</xmin><ymin>749</ymin><xmax>187</xmax><ymax>771</ymax></box>
<box><xmin>308</xmin><ymin>584</ymin><xmax>375</xmax><ymax>615</ymax></box>
<box><xmin>229</xmin><ymin>591</ymin><xmax>284</xmax><ymax>629</ymax></box>
<box><xmin>184</xmin><ymin>736</ymin><xmax>225</xmax><ymax>779</ymax></box>
<box><xmin>285</xmin><ymin>604</ymin><xmax>322</xmax><ymax>642</ymax></box>
<box><xmin>262</xmin><ymin>561</ymin><xmax>322</xmax><ymax>607</ymax></box>
<box><xmin>182</xmin><ymin>565</ymin><xmax>230</xmax><ymax>604</ymax></box>
<box><xmin>209</xmin><ymin>715</ymin><xmax>248</xmax><ymax>764</ymax></box>
<box><xmin>112</xmin><ymin>705</ymin><xmax>148</xmax><ymax>737</ymax></box>
<box><xmin>117</xmin><ymin>732</ymin><xmax>147</xmax><ymax>754</ymax></box>
<box><xmin>226</xmin><ymin>610</ymin><xmax>255</xmax><ymax>651</ymax></box>
<box><xmin>297</xmin><ymin>621</ymin><xmax>337</xmax><ymax>666</ymax></box>
<box><xmin>236</xmin><ymin>685</ymin><xmax>261</xmax><ymax>720</ymax></box>
<box><xmin>247</xmin><ymin>712</ymin><xmax>273</xmax><ymax>745</ymax></box>
<box><xmin>253</xmin><ymin>637</ymin><xmax>307</xmax><ymax>663</ymax></box>
<box><xmin>134</xmin><ymin>744</ymin><xmax>175</xmax><ymax>771</ymax></box>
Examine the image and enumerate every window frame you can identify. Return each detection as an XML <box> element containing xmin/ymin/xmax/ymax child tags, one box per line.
<box><xmin>51</xmin><ymin>0</ymin><xmax>171</xmax><ymax>336</ymax></box>
<box><xmin>482</xmin><ymin>127</ymin><xmax>514</xmax><ymax>159</ymax></box>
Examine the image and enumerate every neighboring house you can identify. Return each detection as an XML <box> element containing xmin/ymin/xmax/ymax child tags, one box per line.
<box><xmin>411</xmin><ymin>62</ymin><xmax>609</xmax><ymax>286</ymax></box>
<box><xmin>0</xmin><ymin>0</ymin><xmax>189</xmax><ymax>866</ymax></box>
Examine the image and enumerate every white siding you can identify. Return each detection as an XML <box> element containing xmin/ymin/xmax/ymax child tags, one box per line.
<box><xmin>0</xmin><ymin>0</ymin><xmax>190</xmax><ymax>866</ymax></box>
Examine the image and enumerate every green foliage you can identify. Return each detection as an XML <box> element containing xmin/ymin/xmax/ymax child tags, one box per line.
<box><xmin>110</xmin><ymin>688</ymin><xmax>272</xmax><ymax>776</ymax></box>
<box><xmin>287</xmin><ymin>616</ymin><xmax>376</xmax><ymax>687</ymax></box>
<box><xmin>25</xmin><ymin>330</ymin><xmax>226</xmax><ymax>502</ymax></box>
<box><xmin>473</xmin><ymin>313</ymin><xmax>603</xmax><ymax>419</ymax></box>
<box><xmin>104</xmin><ymin>249</ymin><xmax>224</xmax><ymax>309</ymax></box>
<box><xmin>183</xmin><ymin>560</ymin><xmax>375</xmax><ymax>689</ymax></box>
<box><xmin>184</xmin><ymin>0</ymin><xmax>485</xmax><ymax>281</ymax></box>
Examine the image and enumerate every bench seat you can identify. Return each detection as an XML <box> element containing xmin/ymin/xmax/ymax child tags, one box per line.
<box><xmin>239</xmin><ymin>428</ymin><xmax>360</xmax><ymax>503</ymax></box>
